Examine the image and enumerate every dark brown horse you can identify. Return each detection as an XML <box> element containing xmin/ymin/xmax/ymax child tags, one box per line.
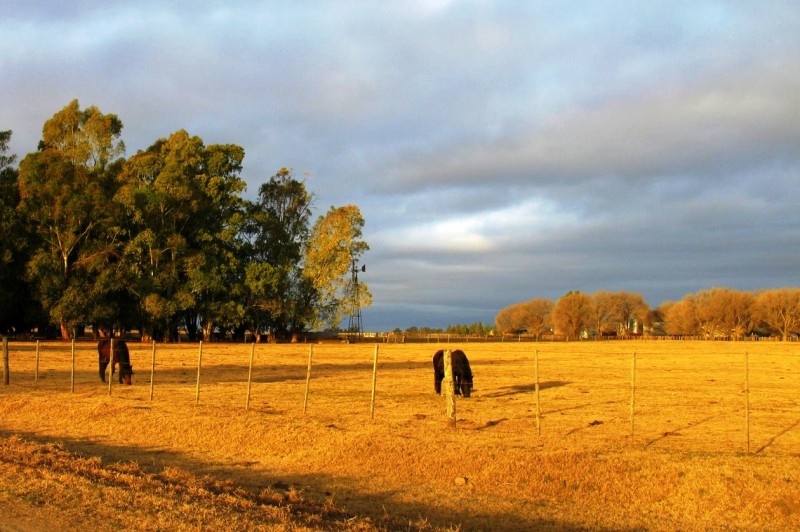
<box><xmin>433</xmin><ymin>349</ymin><xmax>473</xmax><ymax>397</ymax></box>
<box><xmin>98</xmin><ymin>339</ymin><xmax>133</xmax><ymax>385</ymax></box>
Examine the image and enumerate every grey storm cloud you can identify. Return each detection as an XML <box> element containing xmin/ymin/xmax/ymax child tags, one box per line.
<box><xmin>2</xmin><ymin>1</ymin><xmax>799</xmax><ymax>330</ymax></box>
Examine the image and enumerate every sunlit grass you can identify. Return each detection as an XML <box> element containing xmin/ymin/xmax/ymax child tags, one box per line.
<box><xmin>1</xmin><ymin>340</ymin><xmax>799</xmax><ymax>530</ymax></box>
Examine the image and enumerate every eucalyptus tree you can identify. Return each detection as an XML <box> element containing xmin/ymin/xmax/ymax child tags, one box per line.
<box><xmin>0</xmin><ymin>130</ymin><xmax>35</xmax><ymax>333</ymax></box>
<box><xmin>239</xmin><ymin>168</ymin><xmax>314</xmax><ymax>341</ymax></box>
<box><xmin>0</xmin><ymin>130</ymin><xmax>19</xmax><ymax>272</ymax></box>
<box><xmin>17</xmin><ymin>101</ymin><xmax>126</xmax><ymax>338</ymax></box>
<box><xmin>304</xmin><ymin>204</ymin><xmax>371</xmax><ymax>330</ymax></box>
<box><xmin>115</xmin><ymin>130</ymin><xmax>246</xmax><ymax>341</ymax></box>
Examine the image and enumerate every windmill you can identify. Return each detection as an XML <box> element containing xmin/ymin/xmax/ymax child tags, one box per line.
<box><xmin>347</xmin><ymin>260</ymin><xmax>365</xmax><ymax>341</ymax></box>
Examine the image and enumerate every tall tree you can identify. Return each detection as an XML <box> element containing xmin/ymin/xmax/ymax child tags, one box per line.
<box><xmin>115</xmin><ymin>130</ymin><xmax>245</xmax><ymax>341</ymax></box>
<box><xmin>239</xmin><ymin>168</ymin><xmax>313</xmax><ymax>341</ymax></box>
<box><xmin>304</xmin><ymin>205</ymin><xmax>371</xmax><ymax>330</ymax></box>
<box><xmin>0</xmin><ymin>130</ymin><xmax>37</xmax><ymax>333</ymax></box>
<box><xmin>0</xmin><ymin>130</ymin><xmax>19</xmax><ymax>274</ymax></box>
<box><xmin>18</xmin><ymin>102</ymin><xmax>126</xmax><ymax>338</ymax></box>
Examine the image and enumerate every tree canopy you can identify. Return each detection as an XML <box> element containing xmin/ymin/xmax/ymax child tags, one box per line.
<box><xmin>4</xmin><ymin>101</ymin><xmax>370</xmax><ymax>340</ymax></box>
<box><xmin>498</xmin><ymin>287</ymin><xmax>800</xmax><ymax>341</ymax></box>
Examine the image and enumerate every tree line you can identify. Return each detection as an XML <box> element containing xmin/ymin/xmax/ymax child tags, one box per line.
<box><xmin>495</xmin><ymin>287</ymin><xmax>800</xmax><ymax>341</ymax></box>
<box><xmin>0</xmin><ymin>100</ymin><xmax>371</xmax><ymax>342</ymax></box>
<box><xmin>393</xmin><ymin>322</ymin><xmax>494</xmax><ymax>336</ymax></box>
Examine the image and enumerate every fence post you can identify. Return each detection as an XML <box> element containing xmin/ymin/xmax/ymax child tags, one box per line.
<box><xmin>370</xmin><ymin>344</ymin><xmax>379</xmax><ymax>420</ymax></box>
<box><xmin>630</xmin><ymin>351</ymin><xmax>637</xmax><ymax>437</ymax></box>
<box><xmin>2</xmin><ymin>336</ymin><xmax>8</xmax><ymax>385</ymax></box>
<box><xmin>34</xmin><ymin>340</ymin><xmax>40</xmax><ymax>385</ymax></box>
<box><xmin>443</xmin><ymin>349</ymin><xmax>456</xmax><ymax>427</ymax></box>
<box><xmin>534</xmin><ymin>349</ymin><xmax>541</xmax><ymax>435</ymax></box>
<box><xmin>303</xmin><ymin>345</ymin><xmax>313</xmax><ymax>413</ymax></box>
<box><xmin>70</xmin><ymin>339</ymin><xmax>75</xmax><ymax>393</ymax></box>
<box><xmin>744</xmin><ymin>351</ymin><xmax>750</xmax><ymax>453</ymax></box>
<box><xmin>149</xmin><ymin>341</ymin><xmax>156</xmax><ymax>401</ymax></box>
<box><xmin>246</xmin><ymin>342</ymin><xmax>255</xmax><ymax>410</ymax></box>
<box><xmin>195</xmin><ymin>341</ymin><xmax>203</xmax><ymax>406</ymax></box>
<box><xmin>108</xmin><ymin>338</ymin><xmax>113</xmax><ymax>395</ymax></box>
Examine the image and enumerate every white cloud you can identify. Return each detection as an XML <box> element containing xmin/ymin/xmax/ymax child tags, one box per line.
<box><xmin>2</xmin><ymin>1</ymin><xmax>800</xmax><ymax>330</ymax></box>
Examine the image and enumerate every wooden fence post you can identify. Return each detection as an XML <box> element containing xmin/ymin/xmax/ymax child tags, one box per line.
<box><xmin>534</xmin><ymin>349</ymin><xmax>541</xmax><ymax>435</ymax></box>
<box><xmin>108</xmin><ymin>338</ymin><xmax>113</xmax><ymax>396</ymax></box>
<box><xmin>149</xmin><ymin>341</ymin><xmax>156</xmax><ymax>401</ymax></box>
<box><xmin>246</xmin><ymin>342</ymin><xmax>255</xmax><ymax>410</ymax></box>
<box><xmin>34</xmin><ymin>340</ymin><xmax>40</xmax><ymax>385</ymax></box>
<box><xmin>370</xmin><ymin>344</ymin><xmax>379</xmax><ymax>419</ymax></box>
<box><xmin>70</xmin><ymin>339</ymin><xmax>75</xmax><ymax>393</ymax></box>
<box><xmin>630</xmin><ymin>351</ymin><xmax>637</xmax><ymax>437</ymax></box>
<box><xmin>2</xmin><ymin>336</ymin><xmax>8</xmax><ymax>385</ymax></box>
<box><xmin>443</xmin><ymin>349</ymin><xmax>456</xmax><ymax>427</ymax></box>
<box><xmin>744</xmin><ymin>351</ymin><xmax>750</xmax><ymax>453</ymax></box>
<box><xmin>195</xmin><ymin>341</ymin><xmax>203</xmax><ymax>406</ymax></box>
<box><xmin>303</xmin><ymin>345</ymin><xmax>313</xmax><ymax>413</ymax></box>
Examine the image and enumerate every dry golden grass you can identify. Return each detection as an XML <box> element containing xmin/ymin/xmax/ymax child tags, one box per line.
<box><xmin>1</xmin><ymin>339</ymin><xmax>799</xmax><ymax>530</ymax></box>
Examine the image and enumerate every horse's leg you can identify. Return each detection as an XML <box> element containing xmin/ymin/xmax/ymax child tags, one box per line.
<box><xmin>99</xmin><ymin>360</ymin><xmax>108</xmax><ymax>382</ymax></box>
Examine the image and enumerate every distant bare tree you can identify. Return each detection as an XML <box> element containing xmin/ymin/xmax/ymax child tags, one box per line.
<box><xmin>614</xmin><ymin>291</ymin><xmax>649</xmax><ymax>335</ymax></box>
<box><xmin>522</xmin><ymin>298</ymin><xmax>554</xmax><ymax>339</ymax></box>
<box><xmin>552</xmin><ymin>291</ymin><xmax>591</xmax><ymax>340</ymax></box>
<box><xmin>754</xmin><ymin>288</ymin><xmax>800</xmax><ymax>341</ymax></box>
<box><xmin>694</xmin><ymin>288</ymin><xmax>755</xmax><ymax>340</ymax></box>
<box><xmin>588</xmin><ymin>291</ymin><xmax>617</xmax><ymax>336</ymax></box>
<box><xmin>495</xmin><ymin>302</ymin><xmax>529</xmax><ymax>334</ymax></box>
<box><xmin>663</xmin><ymin>297</ymin><xmax>698</xmax><ymax>336</ymax></box>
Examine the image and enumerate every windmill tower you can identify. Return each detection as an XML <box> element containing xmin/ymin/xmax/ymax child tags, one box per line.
<box><xmin>347</xmin><ymin>260</ymin><xmax>365</xmax><ymax>341</ymax></box>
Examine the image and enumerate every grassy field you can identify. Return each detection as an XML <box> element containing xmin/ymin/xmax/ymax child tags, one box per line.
<box><xmin>1</xmin><ymin>339</ymin><xmax>799</xmax><ymax>530</ymax></box>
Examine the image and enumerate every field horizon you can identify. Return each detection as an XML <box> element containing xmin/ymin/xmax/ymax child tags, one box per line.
<box><xmin>1</xmin><ymin>340</ymin><xmax>799</xmax><ymax>530</ymax></box>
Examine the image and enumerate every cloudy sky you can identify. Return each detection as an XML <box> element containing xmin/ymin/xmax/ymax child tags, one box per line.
<box><xmin>2</xmin><ymin>1</ymin><xmax>798</xmax><ymax>331</ymax></box>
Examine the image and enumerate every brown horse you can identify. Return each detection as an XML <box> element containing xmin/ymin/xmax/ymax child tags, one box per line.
<box><xmin>433</xmin><ymin>349</ymin><xmax>473</xmax><ymax>397</ymax></box>
<box><xmin>98</xmin><ymin>339</ymin><xmax>133</xmax><ymax>385</ymax></box>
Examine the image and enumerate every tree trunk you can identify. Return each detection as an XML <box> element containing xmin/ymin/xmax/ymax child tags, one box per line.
<box><xmin>203</xmin><ymin>321</ymin><xmax>214</xmax><ymax>343</ymax></box>
<box><xmin>60</xmin><ymin>318</ymin><xmax>71</xmax><ymax>340</ymax></box>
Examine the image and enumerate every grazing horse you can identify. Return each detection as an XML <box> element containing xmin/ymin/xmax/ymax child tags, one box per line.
<box><xmin>433</xmin><ymin>349</ymin><xmax>473</xmax><ymax>397</ymax></box>
<box><xmin>98</xmin><ymin>339</ymin><xmax>133</xmax><ymax>385</ymax></box>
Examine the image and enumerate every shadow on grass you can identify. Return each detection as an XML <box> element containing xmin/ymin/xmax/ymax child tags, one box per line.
<box><xmin>482</xmin><ymin>381</ymin><xmax>571</xmax><ymax>398</ymax></box>
<box><xmin>755</xmin><ymin>417</ymin><xmax>800</xmax><ymax>454</ymax></box>
<box><xmin>0</xmin><ymin>429</ymin><xmax>606</xmax><ymax>531</ymax></box>
<box><xmin>643</xmin><ymin>414</ymin><xmax>721</xmax><ymax>448</ymax></box>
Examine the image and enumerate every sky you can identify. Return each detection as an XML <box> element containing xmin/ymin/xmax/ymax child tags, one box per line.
<box><xmin>2</xmin><ymin>1</ymin><xmax>799</xmax><ymax>331</ymax></box>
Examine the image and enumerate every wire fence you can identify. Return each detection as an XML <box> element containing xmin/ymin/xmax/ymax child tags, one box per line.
<box><xmin>2</xmin><ymin>338</ymin><xmax>798</xmax><ymax>455</ymax></box>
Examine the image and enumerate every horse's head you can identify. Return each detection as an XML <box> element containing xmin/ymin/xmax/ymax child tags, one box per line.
<box><xmin>120</xmin><ymin>363</ymin><xmax>134</xmax><ymax>385</ymax></box>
